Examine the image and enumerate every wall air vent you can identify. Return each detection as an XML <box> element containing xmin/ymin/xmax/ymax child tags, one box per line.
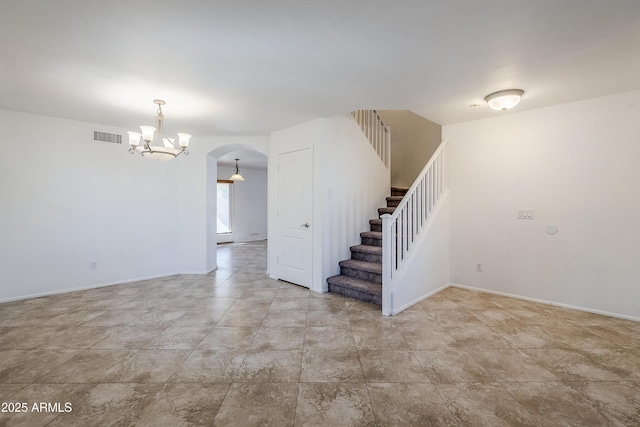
<box><xmin>93</xmin><ymin>131</ymin><xmax>122</xmax><ymax>144</ymax></box>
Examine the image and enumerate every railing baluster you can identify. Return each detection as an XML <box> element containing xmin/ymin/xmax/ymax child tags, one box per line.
<box><xmin>416</xmin><ymin>182</ymin><xmax>420</xmax><ymax>232</ymax></box>
<box><xmin>405</xmin><ymin>206</ymin><xmax>409</xmax><ymax>252</ymax></box>
<box><xmin>435</xmin><ymin>154</ymin><xmax>440</xmax><ymax>201</ymax></box>
<box><xmin>392</xmin><ymin>218</ymin><xmax>397</xmax><ymax>272</ymax></box>
<box><xmin>422</xmin><ymin>176</ymin><xmax>426</xmax><ymax>223</ymax></box>
<box><xmin>364</xmin><ymin>110</ymin><xmax>368</xmax><ymax>140</ymax></box>
<box><xmin>432</xmin><ymin>166</ymin><xmax>436</xmax><ymax>213</ymax></box>
<box><xmin>433</xmin><ymin>163</ymin><xmax>437</xmax><ymax>208</ymax></box>
<box><xmin>371</xmin><ymin>111</ymin><xmax>375</xmax><ymax>152</ymax></box>
<box><xmin>351</xmin><ymin>110</ymin><xmax>390</xmax><ymax>170</ymax></box>
<box><xmin>439</xmin><ymin>153</ymin><xmax>443</xmax><ymax>198</ymax></box>
<box><xmin>366</xmin><ymin>111</ymin><xmax>370</xmax><ymax>141</ymax></box>
<box><xmin>424</xmin><ymin>174</ymin><xmax>428</xmax><ymax>220</ymax></box>
<box><xmin>385</xmin><ymin>126</ymin><xmax>389</xmax><ymax>167</ymax></box>
<box><xmin>424</xmin><ymin>168</ymin><xmax>429</xmax><ymax>218</ymax></box>
<box><xmin>417</xmin><ymin>181</ymin><xmax>422</xmax><ymax>231</ymax></box>
<box><xmin>377</xmin><ymin>112</ymin><xmax>382</xmax><ymax>159</ymax></box>
<box><xmin>410</xmin><ymin>195</ymin><xmax>414</xmax><ymax>244</ymax></box>
<box><xmin>429</xmin><ymin>166</ymin><xmax>434</xmax><ymax>212</ymax></box>
<box><xmin>374</xmin><ymin>111</ymin><xmax>379</xmax><ymax>156</ymax></box>
<box><xmin>370</xmin><ymin>110</ymin><xmax>374</xmax><ymax>143</ymax></box>
<box><xmin>408</xmin><ymin>196</ymin><xmax>413</xmax><ymax>245</ymax></box>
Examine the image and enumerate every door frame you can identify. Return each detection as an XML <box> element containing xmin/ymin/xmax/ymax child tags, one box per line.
<box><xmin>267</xmin><ymin>119</ymin><xmax>324</xmax><ymax>293</ymax></box>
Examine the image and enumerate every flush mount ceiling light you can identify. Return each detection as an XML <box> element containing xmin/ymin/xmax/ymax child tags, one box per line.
<box><xmin>229</xmin><ymin>159</ymin><xmax>245</xmax><ymax>181</ymax></box>
<box><xmin>127</xmin><ymin>99</ymin><xmax>192</xmax><ymax>161</ymax></box>
<box><xmin>485</xmin><ymin>89</ymin><xmax>524</xmax><ymax>111</ymax></box>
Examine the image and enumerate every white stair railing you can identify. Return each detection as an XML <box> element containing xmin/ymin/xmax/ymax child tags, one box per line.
<box><xmin>351</xmin><ymin>110</ymin><xmax>391</xmax><ymax>169</ymax></box>
<box><xmin>381</xmin><ymin>140</ymin><xmax>448</xmax><ymax>315</ymax></box>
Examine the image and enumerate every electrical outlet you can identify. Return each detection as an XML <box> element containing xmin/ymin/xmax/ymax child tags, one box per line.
<box><xmin>90</xmin><ymin>261</ymin><xmax>98</xmax><ymax>270</ymax></box>
<box><xmin>476</xmin><ymin>263</ymin><xmax>483</xmax><ymax>272</ymax></box>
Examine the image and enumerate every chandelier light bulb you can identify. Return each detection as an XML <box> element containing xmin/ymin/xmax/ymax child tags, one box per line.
<box><xmin>139</xmin><ymin>125</ymin><xmax>156</xmax><ymax>143</ymax></box>
<box><xmin>177</xmin><ymin>133</ymin><xmax>192</xmax><ymax>149</ymax></box>
<box><xmin>127</xmin><ymin>131</ymin><xmax>141</xmax><ymax>149</ymax></box>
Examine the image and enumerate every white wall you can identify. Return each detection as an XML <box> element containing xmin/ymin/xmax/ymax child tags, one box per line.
<box><xmin>444</xmin><ymin>90</ymin><xmax>640</xmax><ymax>319</ymax></box>
<box><xmin>217</xmin><ymin>166</ymin><xmax>268</xmax><ymax>242</ymax></box>
<box><xmin>268</xmin><ymin>115</ymin><xmax>390</xmax><ymax>293</ymax></box>
<box><xmin>377</xmin><ymin>110</ymin><xmax>442</xmax><ymax>188</ymax></box>
<box><xmin>0</xmin><ymin>108</ymin><xmax>269</xmax><ymax>302</ymax></box>
<box><xmin>320</xmin><ymin>114</ymin><xmax>390</xmax><ymax>290</ymax></box>
<box><xmin>0</xmin><ymin>109</ymin><xmax>181</xmax><ymax>301</ymax></box>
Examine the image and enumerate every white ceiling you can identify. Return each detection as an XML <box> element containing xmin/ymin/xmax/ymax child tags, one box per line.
<box><xmin>217</xmin><ymin>150</ymin><xmax>267</xmax><ymax>171</ymax></box>
<box><xmin>1</xmin><ymin>1</ymin><xmax>639</xmax><ymax>138</ymax></box>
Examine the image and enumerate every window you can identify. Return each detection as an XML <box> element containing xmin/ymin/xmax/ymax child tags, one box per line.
<box><xmin>217</xmin><ymin>180</ymin><xmax>233</xmax><ymax>242</ymax></box>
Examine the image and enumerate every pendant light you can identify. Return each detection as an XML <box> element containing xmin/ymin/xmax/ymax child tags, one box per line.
<box><xmin>229</xmin><ymin>159</ymin><xmax>245</xmax><ymax>181</ymax></box>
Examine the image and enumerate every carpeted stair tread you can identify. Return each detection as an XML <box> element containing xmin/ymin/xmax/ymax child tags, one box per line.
<box><xmin>350</xmin><ymin>244</ymin><xmax>382</xmax><ymax>255</ymax></box>
<box><xmin>327</xmin><ymin>275</ymin><xmax>382</xmax><ymax>297</ymax></box>
<box><xmin>339</xmin><ymin>259</ymin><xmax>382</xmax><ymax>274</ymax></box>
<box><xmin>369</xmin><ymin>219</ymin><xmax>382</xmax><ymax>232</ymax></box>
<box><xmin>350</xmin><ymin>244</ymin><xmax>382</xmax><ymax>263</ymax></box>
<box><xmin>360</xmin><ymin>230</ymin><xmax>383</xmax><ymax>247</ymax></box>
<box><xmin>378</xmin><ymin>207</ymin><xmax>396</xmax><ymax>216</ymax></box>
<box><xmin>391</xmin><ymin>187</ymin><xmax>409</xmax><ymax>196</ymax></box>
<box><xmin>386</xmin><ymin>196</ymin><xmax>404</xmax><ymax>207</ymax></box>
<box><xmin>360</xmin><ymin>231</ymin><xmax>382</xmax><ymax>246</ymax></box>
<box><xmin>360</xmin><ymin>231</ymin><xmax>382</xmax><ymax>240</ymax></box>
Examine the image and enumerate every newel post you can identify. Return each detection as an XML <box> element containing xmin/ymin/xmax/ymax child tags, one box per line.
<box><xmin>381</xmin><ymin>213</ymin><xmax>392</xmax><ymax>316</ymax></box>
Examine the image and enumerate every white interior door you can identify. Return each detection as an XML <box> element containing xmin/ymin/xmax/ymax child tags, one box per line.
<box><xmin>277</xmin><ymin>148</ymin><xmax>312</xmax><ymax>287</ymax></box>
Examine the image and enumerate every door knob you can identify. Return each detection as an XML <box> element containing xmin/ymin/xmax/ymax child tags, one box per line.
<box><xmin>301</xmin><ymin>223</ymin><xmax>310</xmax><ymax>228</ymax></box>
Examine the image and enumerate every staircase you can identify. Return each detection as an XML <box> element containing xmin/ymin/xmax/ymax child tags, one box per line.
<box><xmin>327</xmin><ymin>187</ymin><xmax>408</xmax><ymax>305</ymax></box>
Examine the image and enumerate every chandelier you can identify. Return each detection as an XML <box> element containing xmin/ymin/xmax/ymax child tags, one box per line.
<box><xmin>127</xmin><ymin>99</ymin><xmax>192</xmax><ymax>161</ymax></box>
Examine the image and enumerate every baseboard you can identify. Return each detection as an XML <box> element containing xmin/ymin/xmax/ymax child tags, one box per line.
<box><xmin>390</xmin><ymin>283</ymin><xmax>450</xmax><ymax>315</ymax></box>
<box><xmin>450</xmin><ymin>283</ymin><xmax>640</xmax><ymax>323</ymax></box>
<box><xmin>179</xmin><ymin>268</ymin><xmax>217</xmax><ymax>275</ymax></box>
<box><xmin>0</xmin><ymin>268</ymin><xmax>218</xmax><ymax>304</ymax></box>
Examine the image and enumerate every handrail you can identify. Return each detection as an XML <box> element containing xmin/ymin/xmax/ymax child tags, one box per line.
<box><xmin>351</xmin><ymin>110</ymin><xmax>391</xmax><ymax>169</ymax></box>
<box><xmin>381</xmin><ymin>139</ymin><xmax>448</xmax><ymax>315</ymax></box>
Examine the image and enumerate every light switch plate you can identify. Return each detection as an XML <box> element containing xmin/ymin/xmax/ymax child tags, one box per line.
<box><xmin>518</xmin><ymin>209</ymin><xmax>534</xmax><ymax>219</ymax></box>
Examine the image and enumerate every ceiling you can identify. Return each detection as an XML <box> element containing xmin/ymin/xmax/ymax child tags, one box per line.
<box><xmin>1</xmin><ymin>1</ymin><xmax>639</xmax><ymax>138</ymax></box>
<box><xmin>217</xmin><ymin>151</ymin><xmax>267</xmax><ymax>171</ymax></box>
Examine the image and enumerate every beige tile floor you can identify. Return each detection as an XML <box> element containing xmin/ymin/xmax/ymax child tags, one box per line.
<box><xmin>1</xmin><ymin>240</ymin><xmax>639</xmax><ymax>426</ymax></box>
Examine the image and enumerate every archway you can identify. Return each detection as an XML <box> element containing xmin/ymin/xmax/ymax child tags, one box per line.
<box><xmin>206</xmin><ymin>144</ymin><xmax>268</xmax><ymax>273</ymax></box>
